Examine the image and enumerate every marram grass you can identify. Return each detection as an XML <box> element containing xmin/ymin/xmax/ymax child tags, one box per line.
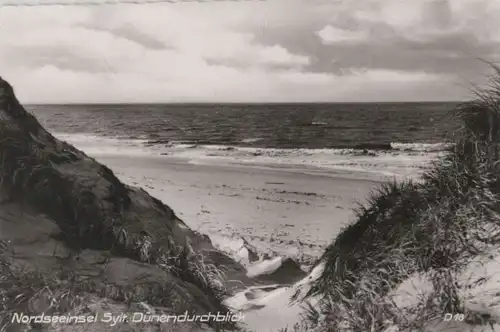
<box><xmin>296</xmin><ymin>67</ymin><xmax>500</xmax><ymax>332</ymax></box>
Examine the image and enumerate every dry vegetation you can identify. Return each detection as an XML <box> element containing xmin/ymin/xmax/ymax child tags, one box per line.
<box><xmin>0</xmin><ymin>78</ymin><xmax>236</xmax><ymax>331</ymax></box>
<box><xmin>0</xmin><ymin>242</ymin><xmax>233</xmax><ymax>332</ymax></box>
<box><xmin>293</xmin><ymin>67</ymin><xmax>500</xmax><ymax>332</ymax></box>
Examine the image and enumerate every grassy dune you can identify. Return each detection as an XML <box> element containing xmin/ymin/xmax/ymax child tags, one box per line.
<box><xmin>0</xmin><ymin>77</ymin><xmax>247</xmax><ymax>332</ymax></box>
<box><xmin>290</xmin><ymin>68</ymin><xmax>500</xmax><ymax>332</ymax></box>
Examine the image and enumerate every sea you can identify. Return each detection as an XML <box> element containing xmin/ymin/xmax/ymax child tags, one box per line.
<box><xmin>27</xmin><ymin>102</ymin><xmax>460</xmax><ymax>150</ymax></box>
<box><xmin>27</xmin><ymin>102</ymin><xmax>460</xmax><ymax>177</ymax></box>
<box><xmin>26</xmin><ymin>102</ymin><xmax>461</xmax><ymax>268</ymax></box>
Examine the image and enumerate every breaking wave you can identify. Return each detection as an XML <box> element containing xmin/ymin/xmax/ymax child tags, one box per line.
<box><xmin>53</xmin><ymin>132</ymin><xmax>449</xmax><ymax>180</ymax></box>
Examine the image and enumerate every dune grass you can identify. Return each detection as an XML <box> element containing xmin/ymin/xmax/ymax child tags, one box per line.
<box><xmin>295</xmin><ymin>68</ymin><xmax>500</xmax><ymax>331</ymax></box>
<box><xmin>0</xmin><ymin>81</ymin><xmax>237</xmax><ymax>331</ymax></box>
<box><xmin>0</xmin><ymin>239</ymin><xmax>235</xmax><ymax>332</ymax></box>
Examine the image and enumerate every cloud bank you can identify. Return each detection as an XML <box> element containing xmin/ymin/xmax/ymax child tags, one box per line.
<box><xmin>0</xmin><ymin>0</ymin><xmax>499</xmax><ymax>103</ymax></box>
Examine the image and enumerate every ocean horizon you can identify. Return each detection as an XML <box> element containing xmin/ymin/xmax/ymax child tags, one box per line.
<box><xmin>27</xmin><ymin>102</ymin><xmax>460</xmax><ymax>149</ymax></box>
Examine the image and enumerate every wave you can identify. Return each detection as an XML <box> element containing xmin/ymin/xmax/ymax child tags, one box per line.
<box><xmin>391</xmin><ymin>142</ymin><xmax>453</xmax><ymax>152</ymax></box>
<box><xmin>55</xmin><ymin>132</ymin><xmax>451</xmax><ymax>155</ymax></box>
<box><xmin>53</xmin><ymin>132</ymin><xmax>161</xmax><ymax>157</ymax></box>
<box><xmin>53</xmin><ymin>132</ymin><xmax>448</xmax><ymax>180</ymax></box>
<box><xmin>300</xmin><ymin>121</ymin><xmax>328</xmax><ymax>126</ymax></box>
<box><xmin>240</xmin><ymin>138</ymin><xmax>264</xmax><ymax>144</ymax></box>
<box><xmin>353</xmin><ymin>142</ymin><xmax>452</xmax><ymax>151</ymax></box>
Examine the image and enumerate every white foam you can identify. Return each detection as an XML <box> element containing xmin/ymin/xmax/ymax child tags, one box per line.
<box><xmin>241</xmin><ymin>138</ymin><xmax>263</xmax><ymax>143</ymax></box>
<box><xmin>169</xmin><ymin>145</ymin><xmax>441</xmax><ymax>180</ymax></box>
<box><xmin>390</xmin><ymin>142</ymin><xmax>453</xmax><ymax>152</ymax></box>
<box><xmin>53</xmin><ymin>132</ymin><xmax>154</xmax><ymax>157</ymax></box>
<box><xmin>54</xmin><ymin>132</ymin><xmax>443</xmax><ymax>179</ymax></box>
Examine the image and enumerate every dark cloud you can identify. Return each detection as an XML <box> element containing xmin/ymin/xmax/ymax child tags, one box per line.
<box><xmin>251</xmin><ymin>2</ymin><xmax>500</xmax><ymax>83</ymax></box>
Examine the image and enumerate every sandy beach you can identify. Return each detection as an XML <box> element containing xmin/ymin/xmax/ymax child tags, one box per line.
<box><xmin>49</xmin><ymin>131</ymin><xmax>440</xmax><ymax>332</ymax></box>
<box><xmin>86</xmin><ymin>154</ymin><xmax>386</xmax><ymax>331</ymax></box>
<box><xmin>94</xmin><ymin>154</ymin><xmax>382</xmax><ymax>265</ymax></box>
<box><xmin>42</xmin><ymin>132</ymin><xmax>437</xmax><ymax>331</ymax></box>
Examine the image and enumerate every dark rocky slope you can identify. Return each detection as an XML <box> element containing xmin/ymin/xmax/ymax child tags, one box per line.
<box><xmin>0</xmin><ymin>77</ymin><xmax>251</xmax><ymax>331</ymax></box>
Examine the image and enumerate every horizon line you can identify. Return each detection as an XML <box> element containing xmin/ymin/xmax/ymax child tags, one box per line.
<box><xmin>25</xmin><ymin>100</ymin><xmax>467</xmax><ymax>106</ymax></box>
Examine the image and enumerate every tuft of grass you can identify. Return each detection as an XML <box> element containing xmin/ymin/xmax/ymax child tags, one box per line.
<box><xmin>156</xmin><ymin>242</ymin><xmax>231</xmax><ymax>307</ymax></box>
<box><xmin>301</xmin><ymin>66</ymin><xmax>500</xmax><ymax>331</ymax></box>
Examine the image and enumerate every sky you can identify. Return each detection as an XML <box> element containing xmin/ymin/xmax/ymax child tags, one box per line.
<box><xmin>0</xmin><ymin>0</ymin><xmax>499</xmax><ymax>103</ymax></box>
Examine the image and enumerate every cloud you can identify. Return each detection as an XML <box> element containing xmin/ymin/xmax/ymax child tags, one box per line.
<box><xmin>316</xmin><ymin>25</ymin><xmax>369</xmax><ymax>44</ymax></box>
<box><xmin>0</xmin><ymin>0</ymin><xmax>497</xmax><ymax>103</ymax></box>
<box><xmin>254</xmin><ymin>0</ymin><xmax>500</xmax><ymax>83</ymax></box>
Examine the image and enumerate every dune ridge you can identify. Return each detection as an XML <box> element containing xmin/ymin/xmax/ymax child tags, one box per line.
<box><xmin>287</xmin><ymin>67</ymin><xmax>500</xmax><ymax>332</ymax></box>
<box><xmin>0</xmin><ymin>76</ymin><xmax>254</xmax><ymax>332</ymax></box>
